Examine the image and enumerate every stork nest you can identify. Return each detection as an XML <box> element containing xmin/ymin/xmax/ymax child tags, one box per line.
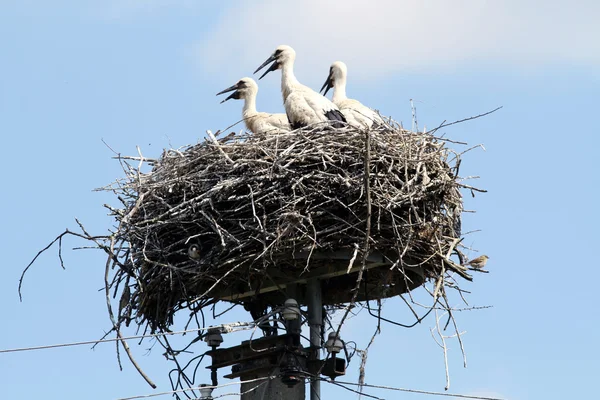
<box><xmin>103</xmin><ymin>123</ymin><xmax>482</xmax><ymax>332</ymax></box>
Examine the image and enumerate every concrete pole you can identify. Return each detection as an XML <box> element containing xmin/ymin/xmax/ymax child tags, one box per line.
<box><xmin>307</xmin><ymin>279</ymin><xmax>322</xmax><ymax>400</ymax></box>
<box><xmin>239</xmin><ymin>283</ymin><xmax>306</xmax><ymax>400</ymax></box>
<box><xmin>240</xmin><ymin>369</ymin><xmax>305</xmax><ymax>400</ymax></box>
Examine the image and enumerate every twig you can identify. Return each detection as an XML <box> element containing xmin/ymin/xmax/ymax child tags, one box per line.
<box><xmin>433</xmin><ymin>308</ymin><xmax>451</xmax><ymax>390</ymax></box>
<box><xmin>206</xmin><ymin>130</ymin><xmax>234</xmax><ymax>164</ymax></box>
<box><xmin>104</xmin><ymin>235</ymin><xmax>157</xmax><ymax>388</ymax></box>
<box><xmin>428</xmin><ymin>107</ymin><xmax>503</xmax><ymax>135</ymax></box>
<box><xmin>19</xmin><ymin>229</ymin><xmax>108</xmax><ymax>301</ymax></box>
<box><xmin>346</xmin><ymin>243</ymin><xmax>359</xmax><ymax>274</ymax></box>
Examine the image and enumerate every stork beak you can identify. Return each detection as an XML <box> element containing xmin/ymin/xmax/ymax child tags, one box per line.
<box><xmin>216</xmin><ymin>83</ymin><xmax>240</xmax><ymax>103</ymax></box>
<box><xmin>254</xmin><ymin>54</ymin><xmax>279</xmax><ymax>80</ymax></box>
<box><xmin>320</xmin><ymin>69</ymin><xmax>334</xmax><ymax>95</ymax></box>
<box><xmin>216</xmin><ymin>83</ymin><xmax>238</xmax><ymax>96</ymax></box>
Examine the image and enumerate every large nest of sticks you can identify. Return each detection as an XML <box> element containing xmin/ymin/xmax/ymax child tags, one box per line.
<box><xmin>105</xmin><ymin>123</ymin><xmax>479</xmax><ymax>332</ymax></box>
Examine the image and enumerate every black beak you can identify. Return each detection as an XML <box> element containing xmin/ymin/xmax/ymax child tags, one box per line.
<box><xmin>216</xmin><ymin>83</ymin><xmax>240</xmax><ymax>103</ymax></box>
<box><xmin>254</xmin><ymin>54</ymin><xmax>279</xmax><ymax>80</ymax></box>
<box><xmin>320</xmin><ymin>71</ymin><xmax>334</xmax><ymax>95</ymax></box>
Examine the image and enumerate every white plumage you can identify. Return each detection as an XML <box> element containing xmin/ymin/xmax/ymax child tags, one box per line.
<box><xmin>321</xmin><ymin>61</ymin><xmax>384</xmax><ymax>129</ymax></box>
<box><xmin>216</xmin><ymin>77</ymin><xmax>290</xmax><ymax>134</ymax></box>
<box><xmin>254</xmin><ymin>45</ymin><xmax>346</xmax><ymax>129</ymax></box>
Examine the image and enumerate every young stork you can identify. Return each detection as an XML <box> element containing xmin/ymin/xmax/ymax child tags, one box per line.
<box><xmin>216</xmin><ymin>77</ymin><xmax>290</xmax><ymax>134</ymax></box>
<box><xmin>320</xmin><ymin>61</ymin><xmax>384</xmax><ymax>129</ymax></box>
<box><xmin>254</xmin><ymin>45</ymin><xmax>346</xmax><ymax>129</ymax></box>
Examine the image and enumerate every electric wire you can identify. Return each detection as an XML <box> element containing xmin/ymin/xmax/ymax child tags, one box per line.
<box><xmin>0</xmin><ymin>322</ymin><xmax>255</xmax><ymax>354</ymax></box>
<box><xmin>115</xmin><ymin>376</ymin><xmax>275</xmax><ymax>400</ymax></box>
<box><xmin>325</xmin><ymin>379</ymin><xmax>506</xmax><ymax>400</ymax></box>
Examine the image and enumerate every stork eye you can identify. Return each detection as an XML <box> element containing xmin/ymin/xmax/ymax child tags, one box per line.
<box><xmin>238</xmin><ymin>80</ymin><xmax>247</xmax><ymax>88</ymax></box>
<box><xmin>274</xmin><ymin>49</ymin><xmax>283</xmax><ymax>56</ymax></box>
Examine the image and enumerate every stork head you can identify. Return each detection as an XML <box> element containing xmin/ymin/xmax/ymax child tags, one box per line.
<box><xmin>320</xmin><ymin>61</ymin><xmax>348</xmax><ymax>95</ymax></box>
<box><xmin>254</xmin><ymin>45</ymin><xmax>296</xmax><ymax>80</ymax></box>
<box><xmin>216</xmin><ymin>77</ymin><xmax>258</xmax><ymax>103</ymax></box>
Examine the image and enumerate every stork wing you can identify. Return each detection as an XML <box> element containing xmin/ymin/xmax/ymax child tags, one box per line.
<box><xmin>324</xmin><ymin>109</ymin><xmax>346</xmax><ymax>123</ymax></box>
<box><xmin>270</xmin><ymin>114</ymin><xmax>292</xmax><ymax>131</ymax></box>
<box><xmin>339</xmin><ymin>99</ymin><xmax>383</xmax><ymax>128</ymax></box>
<box><xmin>285</xmin><ymin>92</ymin><xmax>321</xmax><ymax>129</ymax></box>
<box><xmin>301</xmin><ymin>90</ymin><xmax>347</xmax><ymax>126</ymax></box>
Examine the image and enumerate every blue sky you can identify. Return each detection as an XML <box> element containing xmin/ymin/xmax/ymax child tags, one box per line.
<box><xmin>1</xmin><ymin>1</ymin><xmax>599</xmax><ymax>399</ymax></box>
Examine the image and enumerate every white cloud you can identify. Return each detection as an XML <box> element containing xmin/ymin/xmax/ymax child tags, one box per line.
<box><xmin>198</xmin><ymin>0</ymin><xmax>600</xmax><ymax>81</ymax></box>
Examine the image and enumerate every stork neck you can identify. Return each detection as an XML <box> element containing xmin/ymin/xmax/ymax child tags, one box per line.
<box><xmin>242</xmin><ymin>94</ymin><xmax>257</xmax><ymax>118</ymax></box>
<box><xmin>332</xmin><ymin>80</ymin><xmax>347</xmax><ymax>103</ymax></box>
<box><xmin>281</xmin><ymin>62</ymin><xmax>299</xmax><ymax>100</ymax></box>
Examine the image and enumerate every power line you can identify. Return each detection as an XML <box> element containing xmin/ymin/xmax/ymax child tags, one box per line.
<box><xmin>325</xmin><ymin>379</ymin><xmax>383</xmax><ymax>399</ymax></box>
<box><xmin>326</xmin><ymin>380</ymin><xmax>506</xmax><ymax>400</ymax></box>
<box><xmin>116</xmin><ymin>376</ymin><xmax>273</xmax><ymax>400</ymax></box>
<box><xmin>0</xmin><ymin>321</ymin><xmax>255</xmax><ymax>354</ymax></box>
<box><xmin>115</xmin><ymin>375</ymin><xmax>506</xmax><ymax>400</ymax></box>
<box><xmin>0</xmin><ymin>320</ymin><xmax>507</xmax><ymax>400</ymax></box>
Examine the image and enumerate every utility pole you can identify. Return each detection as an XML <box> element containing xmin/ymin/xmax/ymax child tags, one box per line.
<box><xmin>307</xmin><ymin>279</ymin><xmax>322</xmax><ymax>400</ymax></box>
<box><xmin>206</xmin><ymin>283</ymin><xmax>309</xmax><ymax>400</ymax></box>
<box><xmin>205</xmin><ymin>279</ymin><xmax>346</xmax><ymax>400</ymax></box>
<box><xmin>206</xmin><ymin>333</ymin><xmax>307</xmax><ymax>400</ymax></box>
<box><xmin>239</xmin><ymin>366</ymin><xmax>305</xmax><ymax>400</ymax></box>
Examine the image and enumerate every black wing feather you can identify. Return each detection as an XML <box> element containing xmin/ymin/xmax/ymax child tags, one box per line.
<box><xmin>287</xmin><ymin>112</ymin><xmax>306</xmax><ymax>130</ymax></box>
<box><xmin>324</xmin><ymin>109</ymin><xmax>346</xmax><ymax>128</ymax></box>
<box><xmin>324</xmin><ymin>109</ymin><xmax>346</xmax><ymax>122</ymax></box>
<box><xmin>291</xmin><ymin>121</ymin><xmax>305</xmax><ymax>130</ymax></box>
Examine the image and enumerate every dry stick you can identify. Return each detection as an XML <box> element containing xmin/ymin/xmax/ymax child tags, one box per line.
<box><xmin>433</xmin><ymin>239</ymin><xmax>448</xmax><ymax>300</ymax></box>
<box><xmin>410</xmin><ymin>98</ymin><xmax>419</xmax><ymax>132</ymax></box>
<box><xmin>433</xmin><ymin>308</ymin><xmax>451</xmax><ymax>391</ymax></box>
<box><xmin>206</xmin><ymin>130</ymin><xmax>234</xmax><ymax>164</ymax></box>
<box><xmin>104</xmin><ymin>235</ymin><xmax>157</xmax><ymax>389</ymax></box>
<box><xmin>136</xmin><ymin>146</ymin><xmax>145</xmax><ymax>186</ymax></box>
<box><xmin>457</xmin><ymin>183</ymin><xmax>488</xmax><ymax>193</ymax></box>
<box><xmin>346</xmin><ymin>243</ymin><xmax>360</xmax><ymax>274</ymax></box>
<box><xmin>18</xmin><ymin>229</ymin><xmax>108</xmax><ymax>301</ymax></box>
<box><xmin>427</xmin><ymin>106</ymin><xmax>503</xmax><ymax>136</ymax></box>
<box><xmin>122</xmin><ymin>192</ymin><xmax>146</xmax><ymax>224</ymax></box>
<box><xmin>112</xmin><ymin>155</ymin><xmax>158</xmax><ymax>163</ymax></box>
<box><xmin>435</xmin><ymin>237</ymin><xmax>466</xmax><ymax>299</ymax></box>
<box><xmin>358</xmin><ymin>323</ymin><xmax>380</xmax><ymax>399</ymax></box>
<box><xmin>215</xmin><ymin>118</ymin><xmax>246</xmax><ymax>137</ymax></box>
<box><xmin>187</xmin><ymin>260</ymin><xmax>249</xmax><ymax>307</ymax></box>
<box><xmin>443</xmin><ymin>292</ymin><xmax>467</xmax><ymax>369</ymax></box>
<box><xmin>433</xmin><ymin>266</ymin><xmax>445</xmax><ymax>301</ymax></box>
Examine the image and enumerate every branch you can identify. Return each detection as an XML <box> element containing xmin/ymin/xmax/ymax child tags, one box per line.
<box><xmin>428</xmin><ymin>106</ymin><xmax>503</xmax><ymax>135</ymax></box>
<box><xmin>104</xmin><ymin>235</ymin><xmax>157</xmax><ymax>388</ymax></box>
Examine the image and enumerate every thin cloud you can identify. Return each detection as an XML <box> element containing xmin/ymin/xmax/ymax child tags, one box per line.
<box><xmin>101</xmin><ymin>0</ymin><xmax>198</xmax><ymax>19</ymax></box>
<box><xmin>198</xmin><ymin>0</ymin><xmax>600</xmax><ymax>80</ymax></box>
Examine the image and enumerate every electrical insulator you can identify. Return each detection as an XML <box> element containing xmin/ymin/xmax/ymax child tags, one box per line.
<box><xmin>199</xmin><ymin>384</ymin><xmax>213</xmax><ymax>400</ymax></box>
<box><xmin>204</xmin><ymin>328</ymin><xmax>223</xmax><ymax>348</ymax></box>
<box><xmin>325</xmin><ymin>332</ymin><xmax>343</xmax><ymax>354</ymax></box>
<box><xmin>282</xmin><ymin>298</ymin><xmax>300</xmax><ymax>321</ymax></box>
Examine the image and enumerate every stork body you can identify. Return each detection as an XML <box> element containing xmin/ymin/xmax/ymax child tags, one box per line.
<box><xmin>217</xmin><ymin>77</ymin><xmax>290</xmax><ymax>134</ymax></box>
<box><xmin>254</xmin><ymin>45</ymin><xmax>346</xmax><ymax>129</ymax></box>
<box><xmin>321</xmin><ymin>61</ymin><xmax>384</xmax><ymax>129</ymax></box>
